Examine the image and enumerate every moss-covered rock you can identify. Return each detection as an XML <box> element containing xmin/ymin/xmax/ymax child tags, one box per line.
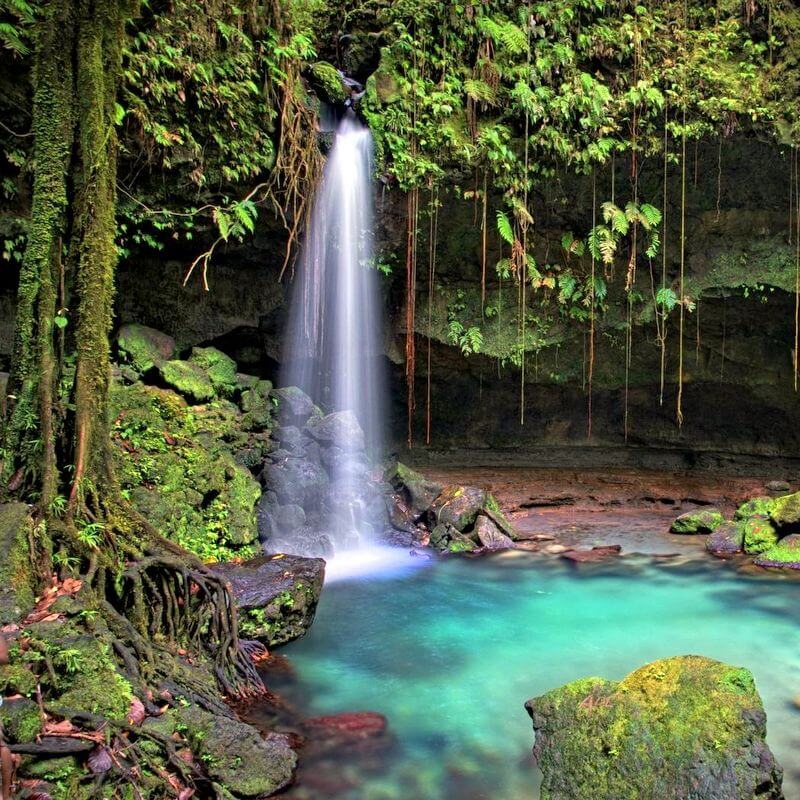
<box><xmin>115</xmin><ymin>323</ymin><xmax>176</xmax><ymax>375</ymax></box>
<box><xmin>705</xmin><ymin>521</ymin><xmax>745</xmax><ymax>556</ymax></box>
<box><xmin>734</xmin><ymin>496</ymin><xmax>776</xmax><ymax>521</ymax></box>
<box><xmin>110</xmin><ymin>381</ymin><xmax>261</xmax><ymax>561</ymax></box>
<box><xmin>742</xmin><ymin>515</ymin><xmax>780</xmax><ymax>554</ymax></box>
<box><xmin>188</xmin><ymin>346</ymin><xmax>238</xmax><ymax>398</ymax></box>
<box><xmin>432</xmin><ymin>485</ymin><xmax>487</xmax><ymax>531</ymax></box>
<box><xmin>385</xmin><ymin>461</ymin><xmax>443</xmax><ymax>517</ymax></box>
<box><xmin>0</xmin><ymin>697</ymin><xmax>41</xmax><ymax>743</ymax></box>
<box><xmin>525</xmin><ymin>655</ymin><xmax>783</xmax><ymax>800</ymax></box>
<box><xmin>308</xmin><ymin>60</ymin><xmax>348</xmax><ymax>104</ymax></box>
<box><xmin>769</xmin><ymin>490</ymin><xmax>800</xmax><ymax>531</ymax></box>
<box><xmin>174</xmin><ymin>705</ymin><xmax>296</xmax><ymax>797</ymax></box>
<box><xmin>753</xmin><ymin>533</ymin><xmax>800</xmax><ymax>569</ymax></box>
<box><xmin>160</xmin><ymin>358</ymin><xmax>215</xmax><ymax>403</ymax></box>
<box><xmin>0</xmin><ymin>502</ymin><xmax>35</xmax><ymax>623</ymax></box>
<box><xmin>670</xmin><ymin>508</ymin><xmax>725</xmax><ymax>534</ymax></box>
<box><xmin>211</xmin><ymin>554</ymin><xmax>325</xmax><ymax>647</ymax></box>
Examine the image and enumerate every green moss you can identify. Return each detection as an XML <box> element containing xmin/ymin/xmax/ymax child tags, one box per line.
<box><xmin>754</xmin><ymin>534</ymin><xmax>800</xmax><ymax>567</ymax></box>
<box><xmin>189</xmin><ymin>346</ymin><xmax>238</xmax><ymax>398</ymax></box>
<box><xmin>769</xmin><ymin>491</ymin><xmax>800</xmax><ymax>530</ymax></box>
<box><xmin>0</xmin><ymin>698</ymin><xmax>41</xmax><ymax>743</ymax></box>
<box><xmin>670</xmin><ymin>508</ymin><xmax>724</xmax><ymax>535</ymax></box>
<box><xmin>734</xmin><ymin>496</ymin><xmax>776</xmax><ymax>521</ymax></box>
<box><xmin>0</xmin><ymin>502</ymin><xmax>35</xmax><ymax>623</ymax></box>
<box><xmin>22</xmin><ymin>755</ymin><xmax>80</xmax><ymax>782</ymax></box>
<box><xmin>116</xmin><ymin>323</ymin><xmax>175</xmax><ymax>374</ymax></box>
<box><xmin>160</xmin><ymin>359</ymin><xmax>215</xmax><ymax>403</ymax></box>
<box><xmin>0</xmin><ymin>664</ymin><xmax>38</xmax><ymax>696</ymax></box>
<box><xmin>110</xmin><ymin>381</ymin><xmax>261</xmax><ymax>562</ymax></box>
<box><xmin>309</xmin><ymin>61</ymin><xmax>347</xmax><ymax>104</ymax></box>
<box><xmin>742</xmin><ymin>516</ymin><xmax>780</xmax><ymax>554</ymax></box>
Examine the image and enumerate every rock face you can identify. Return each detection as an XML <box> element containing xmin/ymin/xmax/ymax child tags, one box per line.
<box><xmin>211</xmin><ymin>554</ymin><xmax>325</xmax><ymax>647</ymax></box>
<box><xmin>670</xmin><ymin>508</ymin><xmax>724</xmax><ymax>534</ymax></box>
<box><xmin>526</xmin><ymin>655</ymin><xmax>784</xmax><ymax>800</ymax></box>
<box><xmin>0</xmin><ymin>502</ymin><xmax>34</xmax><ymax>624</ymax></box>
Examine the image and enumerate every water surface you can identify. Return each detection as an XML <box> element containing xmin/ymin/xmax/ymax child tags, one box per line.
<box><xmin>265</xmin><ymin>553</ymin><xmax>800</xmax><ymax>799</ymax></box>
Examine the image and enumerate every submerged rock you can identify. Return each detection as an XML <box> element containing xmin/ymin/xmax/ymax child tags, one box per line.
<box><xmin>211</xmin><ymin>554</ymin><xmax>325</xmax><ymax>647</ymax></box>
<box><xmin>525</xmin><ymin>655</ymin><xmax>783</xmax><ymax>800</ymax></box>
<box><xmin>754</xmin><ymin>533</ymin><xmax>800</xmax><ymax>569</ymax></box>
<box><xmin>706</xmin><ymin>521</ymin><xmax>745</xmax><ymax>556</ymax></box>
<box><xmin>670</xmin><ymin>508</ymin><xmax>724</xmax><ymax>534</ymax></box>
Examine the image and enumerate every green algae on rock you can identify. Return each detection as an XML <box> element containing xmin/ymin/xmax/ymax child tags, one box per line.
<box><xmin>742</xmin><ymin>515</ymin><xmax>781</xmax><ymax>555</ymax></box>
<box><xmin>115</xmin><ymin>323</ymin><xmax>176</xmax><ymax>375</ymax></box>
<box><xmin>188</xmin><ymin>346</ymin><xmax>238</xmax><ymax>398</ymax></box>
<box><xmin>754</xmin><ymin>533</ymin><xmax>800</xmax><ymax>569</ymax></box>
<box><xmin>734</xmin><ymin>496</ymin><xmax>776</xmax><ymax>521</ymax></box>
<box><xmin>670</xmin><ymin>508</ymin><xmax>725</xmax><ymax>534</ymax></box>
<box><xmin>525</xmin><ymin>655</ymin><xmax>783</xmax><ymax>800</ymax></box>
<box><xmin>160</xmin><ymin>358</ymin><xmax>216</xmax><ymax>403</ymax></box>
<box><xmin>769</xmin><ymin>491</ymin><xmax>800</xmax><ymax>531</ymax></box>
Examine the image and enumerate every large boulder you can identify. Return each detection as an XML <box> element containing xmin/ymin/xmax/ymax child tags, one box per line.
<box><xmin>211</xmin><ymin>554</ymin><xmax>325</xmax><ymax>647</ymax></box>
<box><xmin>385</xmin><ymin>462</ymin><xmax>443</xmax><ymax>518</ymax></box>
<box><xmin>159</xmin><ymin>359</ymin><xmax>215</xmax><ymax>403</ymax></box>
<box><xmin>306</xmin><ymin>409</ymin><xmax>365</xmax><ymax>452</ymax></box>
<box><xmin>432</xmin><ymin>485</ymin><xmax>487</xmax><ymax>531</ymax></box>
<box><xmin>706</xmin><ymin>521</ymin><xmax>745</xmax><ymax>556</ymax></box>
<box><xmin>734</xmin><ymin>496</ymin><xmax>776</xmax><ymax>521</ymax></box>
<box><xmin>172</xmin><ymin>705</ymin><xmax>296</xmax><ymax>797</ymax></box>
<box><xmin>474</xmin><ymin>514</ymin><xmax>515</xmax><ymax>550</ymax></box>
<box><xmin>0</xmin><ymin>502</ymin><xmax>34</xmax><ymax>624</ymax></box>
<box><xmin>670</xmin><ymin>508</ymin><xmax>724</xmax><ymax>534</ymax></box>
<box><xmin>274</xmin><ymin>386</ymin><xmax>320</xmax><ymax>427</ymax></box>
<box><xmin>525</xmin><ymin>655</ymin><xmax>783</xmax><ymax>800</ymax></box>
<box><xmin>116</xmin><ymin>323</ymin><xmax>175</xmax><ymax>375</ymax></box>
<box><xmin>769</xmin><ymin>491</ymin><xmax>800</xmax><ymax>532</ymax></box>
<box><xmin>742</xmin><ymin>516</ymin><xmax>780</xmax><ymax>555</ymax></box>
<box><xmin>262</xmin><ymin>455</ymin><xmax>329</xmax><ymax>509</ymax></box>
<box><xmin>754</xmin><ymin>533</ymin><xmax>800</xmax><ymax>569</ymax></box>
<box><xmin>188</xmin><ymin>346</ymin><xmax>238</xmax><ymax>398</ymax></box>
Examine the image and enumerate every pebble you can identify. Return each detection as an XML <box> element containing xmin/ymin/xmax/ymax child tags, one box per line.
<box><xmin>543</xmin><ymin>544</ymin><xmax>569</xmax><ymax>554</ymax></box>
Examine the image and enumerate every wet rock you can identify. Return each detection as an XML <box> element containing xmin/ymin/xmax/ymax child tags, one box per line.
<box><xmin>769</xmin><ymin>490</ymin><xmax>800</xmax><ymax>531</ymax></box>
<box><xmin>525</xmin><ymin>655</ymin><xmax>783</xmax><ymax>800</ymax></box>
<box><xmin>116</xmin><ymin>323</ymin><xmax>175</xmax><ymax>375</ymax></box>
<box><xmin>176</xmin><ymin>705</ymin><xmax>296</xmax><ymax>797</ymax></box>
<box><xmin>432</xmin><ymin>485</ymin><xmax>487</xmax><ymax>531</ymax></box>
<box><xmin>306</xmin><ymin>410</ymin><xmax>365</xmax><ymax>452</ymax></box>
<box><xmin>753</xmin><ymin>533</ymin><xmax>800</xmax><ymax>569</ymax></box>
<box><xmin>263</xmin><ymin>456</ymin><xmax>329</xmax><ymax>509</ymax></box>
<box><xmin>385</xmin><ymin>462</ymin><xmax>443</xmax><ymax>517</ymax></box>
<box><xmin>159</xmin><ymin>359</ymin><xmax>215</xmax><ymax>403</ymax></box>
<box><xmin>474</xmin><ymin>514</ymin><xmax>515</xmax><ymax>550</ymax></box>
<box><xmin>277</xmin><ymin>503</ymin><xmax>306</xmax><ymax>535</ymax></box>
<box><xmin>274</xmin><ymin>386</ymin><xmax>320</xmax><ymax>426</ymax></box>
<box><xmin>742</xmin><ymin>515</ymin><xmax>780</xmax><ymax>554</ymax></box>
<box><xmin>211</xmin><ymin>553</ymin><xmax>325</xmax><ymax>646</ymax></box>
<box><xmin>0</xmin><ymin>502</ymin><xmax>34</xmax><ymax>624</ymax></box>
<box><xmin>706</xmin><ymin>521</ymin><xmax>745</xmax><ymax>556</ymax></box>
<box><xmin>544</xmin><ymin>543</ymin><xmax>569</xmax><ymax>554</ymax></box>
<box><xmin>561</xmin><ymin>545</ymin><xmax>622</xmax><ymax>563</ymax></box>
<box><xmin>670</xmin><ymin>508</ymin><xmax>725</xmax><ymax>534</ymax></box>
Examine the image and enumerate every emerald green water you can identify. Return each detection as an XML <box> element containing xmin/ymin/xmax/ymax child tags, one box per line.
<box><xmin>266</xmin><ymin>553</ymin><xmax>800</xmax><ymax>799</ymax></box>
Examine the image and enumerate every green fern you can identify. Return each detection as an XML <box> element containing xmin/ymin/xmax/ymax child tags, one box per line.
<box><xmin>496</xmin><ymin>210</ymin><xmax>515</xmax><ymax>245</ymax></box>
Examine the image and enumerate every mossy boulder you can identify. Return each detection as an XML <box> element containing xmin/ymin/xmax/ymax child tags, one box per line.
<box><xmin>160</xmin><ymin>358</ymin><xmax>215</xmax><ymax>403</ymax></box>
<box><xmin>174</xmin><ymin>705</ymin><xmax>296</xmax><ymax>797</ymax></box>
<box><xmin>308</xmin><ymin>60</ymin><xmax>348</xmax><ymax>104</ymax></box>
<box><xmin>753</xmin><ymin>533</ymin><xmax>800</xmax><ymax>569</ymax></box>
<box><xmin>385</xmin><ymin>462</ymin><xmax>443</xmax><ymax>517</ymax></box>
<box><xmin>734</xmin><ymin>496</ymin><xmax>776</xmax><ymax>521</ymax></box>
<box><xmin>432</xmin><ymin>485</ymin><xmax>487</xmax><ymax>531</ymax></box>
<box><xmin>0</xmin><ymin>502</ymin><xmax>35</xmax><ymax>623</ymax></box>
<box><xmin>769</xmin><ymin>491</ymin><xmax>800</xmax><ymax>532</ymax></box>
<box><xmin>211</xmin><ymin>554</ymin><xmax>325</xmax><ymax>647</ymax></box>
<box><xmin>670</xmin><ymin>508</ymin><xmax>724</xmax><ymax>534</ymax></box>
<box><xmin>525</xmin><ymin>655</ymin><xmax>783</xmax><ymax>800</ymax></box>
<box><xmin>115</xmin><ymin>323</ymin><xmax>176</xmax><ymax>375</ymax></box>
<box><xmin>239</xmin><ymin>377</ymin><xmax>274</xmax><ymax>432</ymax></box>
<box><xmin>110</xmin><ymin>381</ymin><xmax>261</xmax><ymax>561</ymax></box>
<box><xmin>188</xmin><ymin>346</ymin><xmax>238</xmax><ymax>398</ymax></box>
<box><xmin>0</xmin><ymin>697</ymin><xmax>41</xmax><ymax>743</ymax></box>
<box><xmin>742</xmin><ymin>515</ymin><xmax>780</xmax><ymax>555</ymax></box>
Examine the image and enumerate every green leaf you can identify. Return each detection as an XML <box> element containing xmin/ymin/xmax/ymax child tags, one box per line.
<box><xmin>496</xmin><ymin>210</ymin><xmax>514</xmax><ymax>245</ymax></box>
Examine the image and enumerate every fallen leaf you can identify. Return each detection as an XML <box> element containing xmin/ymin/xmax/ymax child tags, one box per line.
<box><xmin>44</xmin><ymin>719</ymin><xmax>79</xmax><ymax>735</ymax></box>
<box><xmin>127</xmin><ymin>697</ymin><xmax>146</xmax><ymax>726</ymax></box>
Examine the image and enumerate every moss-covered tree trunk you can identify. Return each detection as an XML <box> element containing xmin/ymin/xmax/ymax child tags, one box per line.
<box><xmin>2</xmin><ymin>0</ymin><xmax>258</xmax><ymax>699</ymax></box>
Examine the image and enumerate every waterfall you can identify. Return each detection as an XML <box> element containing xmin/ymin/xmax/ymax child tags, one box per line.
<box><xmin>281</xmin><ymin>111</ymin><xmax>386</xmax><ymax>554</ymax></box>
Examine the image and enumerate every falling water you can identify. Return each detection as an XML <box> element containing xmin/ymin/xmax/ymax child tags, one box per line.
<box><xmin>281</xmin><ymin>111</ymin><xmax>386</xmax><ymax>555</ymax></box>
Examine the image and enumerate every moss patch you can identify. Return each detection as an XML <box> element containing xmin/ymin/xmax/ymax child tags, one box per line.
<box><xmin>742</xmin><ymin>515</ymin><xmax>780</xmax><ymax>554</ymax></box>
<box><xmin>0</xmin><ymin>502</ymin><xmax>35</xmax><ymax>623</ymax></box>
